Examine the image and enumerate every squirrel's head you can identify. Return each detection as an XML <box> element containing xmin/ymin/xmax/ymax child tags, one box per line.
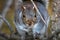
<box><xmin>21</xmin><ymin>2</ymin><xmax>37</xmax><ymax>27</ymax></box>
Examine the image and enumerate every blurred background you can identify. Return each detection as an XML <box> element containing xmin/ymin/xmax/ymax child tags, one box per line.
<box><xmin>0</xmin><ymin>0</ymin><xmax>15</xmax><ymax>34</ymax></box>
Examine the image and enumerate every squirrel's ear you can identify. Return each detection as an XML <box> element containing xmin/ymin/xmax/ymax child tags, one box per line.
<box><xmin>33</xmin><ymin>7</ymin><xmax>36</xmax><ymax>13</ymax></box>
<box><xmin>21</xmin><ymin>6</ymin><xmax>26</xmax><ymax>11</ymax></box>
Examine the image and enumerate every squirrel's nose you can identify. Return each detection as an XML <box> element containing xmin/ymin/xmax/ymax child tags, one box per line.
<box><xmin>26</xmin><ymin>20</ymin><xmax>33</xmax><ymax>26</ymax></box>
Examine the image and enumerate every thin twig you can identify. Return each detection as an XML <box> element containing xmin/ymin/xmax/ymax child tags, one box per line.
<box><xmin>2</xmin><ymin>17</ymin><xmax>14</xmax><ymax>33</ymax></box>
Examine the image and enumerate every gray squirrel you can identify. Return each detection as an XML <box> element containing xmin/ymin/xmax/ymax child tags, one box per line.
<box><xmin>14</xmin><ymin>0</ymin><xmax>50</xmax><ymax>40</ymax></box>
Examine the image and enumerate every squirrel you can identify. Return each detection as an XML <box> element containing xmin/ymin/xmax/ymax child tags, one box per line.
<box><xmin>14</xmin><ymin>0</ymin><xmax>50</xmax><ymax>40</ymax></box>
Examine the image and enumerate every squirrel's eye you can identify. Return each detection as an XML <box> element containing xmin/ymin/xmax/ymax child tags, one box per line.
<box><xmin>34</xmin><ymin>15</ymin><xmax>37</xmax><ymax>20</ymax></box>
<box><xmin>23</xmin><ymin>15</ymin><xmax>26</xmax><ymax>18</ymax></box>
<box><xmin>34</xmin><ymin>15</ymin><xmax>36</xmax><ymax>17</ymax></box>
